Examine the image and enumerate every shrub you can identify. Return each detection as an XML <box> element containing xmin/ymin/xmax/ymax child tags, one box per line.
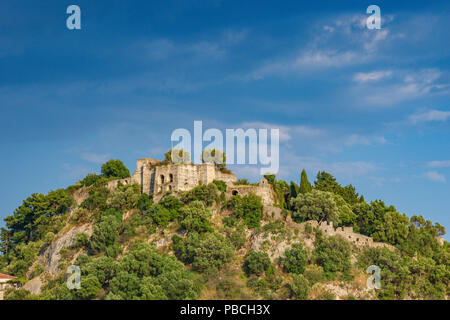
<box><xmin>243</xmin><ymin>251</ymin><xmax>271</xmax><ymax>276</ymax></box>
<box><xmin>89</xmin><ymin>215</ymin><xmax>121</xmax><ymax>254</ymax></box>
<box><xmin>79</xmin><ymin>174</ymin><xmax>107</xmax><ymax>187</ymax></box>
<box><xmin>107</xmin><ymin>243</ymin><xmax>198</xmax><ymax>300</ymax></box>
<box><xmin>180</xmin><ymin>201</ymin><xmax>213</xmax><ymax>233</ymax></box>
<box><xmin>212</xmin><ymin>180</ymin><xmax>227</xmax><ymax>193</ymax></box>
<box><xmin>232</xmin><ymin>193</ymin><xmax>263</xmax><ymax>228</ymax></box>
<box><xmin>313</xmin><ymin>235</ymin><xmax>352</xmax><ymax>280</ymax></box>
<box><xmin>148</xmin><ymin>205</ymin><xmax>172</xmax><ymax>227</ymax></box>
<box><xmin>176</xmin><ymin>232</ymin><xmax>234</xmax><ymax>275</ymax></box>
<box><xmin>107</xmin><ymin>183</ymin><xmax>141</xmax><ymax>211</ymax></box>
<box><xmin>280</xmin><ymin>243</ymin><xmax>308</xmax><ymax>274</ymax></box>
<box><xmin>81</xmin><ymin>186</ymin><xmax>109</xmax><ymax>212</ymax></box>
<box><xmin>137</xmin><ymin>194</ymin><xmax>153</xmax><ymax>212</ymax></box>
<box><xmin>75</xmin><ymin>274</ymin><xmax>102</xmax><ymax>300</ymax></box>
<box><xmin>159</xmin><ymin>195</ymin><xmax>183</xmax><ymax>220</ymax></box>
<box><xmin>228</xmin><ymin>225</ymin><xmax>246</xmax><ymax>249</ymax></box>
<box><xmin>181</xmin><ymin>183</ymin><xmax>218</xmax><ymax>206</ymax></box>
<box><xmin>303</xmin><ymin>264</ymin><xmax>323</xmax><ymax>285</ymax></box>
<box><xmin>73</xmin><ymin>233</ymin><xmax>89</xmax><ymax>249</ymax></box>
<box><xmin>289</xmin><ymin>274</ymin><xmax>310</xmax><ymax>300</ymax></box>
<box><xmin>70</xmin><ymin>208</ymin><xmax>90</xmax><ymax>224</ymax></box>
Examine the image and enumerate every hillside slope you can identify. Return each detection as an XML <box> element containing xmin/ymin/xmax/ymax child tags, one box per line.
<box><xmin>0</xmin><ymin>161</ymin><xmax>448</xmax><ymax>300</ymax></box>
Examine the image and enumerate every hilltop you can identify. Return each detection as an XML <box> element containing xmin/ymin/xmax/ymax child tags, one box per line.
<box><xmin>0</xmin><ymin>155</ymin><xmax>448</xmax><ymax>300</ymax></box>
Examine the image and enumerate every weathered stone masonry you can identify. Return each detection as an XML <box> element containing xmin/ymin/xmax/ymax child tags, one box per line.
<box><xmin>107</xmin><ymin>158</ymin><xmax>238</xmax><ymax>198</ymax></box>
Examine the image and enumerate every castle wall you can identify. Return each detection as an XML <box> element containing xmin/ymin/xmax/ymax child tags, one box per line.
<box><xmin>107</xmin><ymin>158</ymin><xmax>237</xmax><ymax>200</ymax></box>
<box><xmin>215</xmin><ymin>170</ymin><xmax>238</xmax><ymax>185</ymax></box>
<box><xmin>197</xmin><ymin>163</ymin><xmax>216</xmax><ymax>185</ymax></box>
<box><xmin>284</xmin><ymin>218</ymin><xmax>395</xmax><ymax>251</ymax></box>
<box><xmin>226</xmin><ymin>179</ymin><xmax>275</xmax><ymax>206</ymax></box>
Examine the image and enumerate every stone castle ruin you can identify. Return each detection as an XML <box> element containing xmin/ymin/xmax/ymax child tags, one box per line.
<box><xmin>226</xmin><ymin>178</ymin><xmax>275</xmax><ymax>206</ymax></box>
<box><xmin>107</xmin><ymin>157</ymin><xmax>276</xmax><ymax>204</ymax></box>
<box><xmin>106</xmin><ymin>156</ymin><xmax>394</xmax><ymax>251</ymax></box>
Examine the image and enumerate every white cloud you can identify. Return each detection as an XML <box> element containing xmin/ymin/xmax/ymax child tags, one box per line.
<box><xmin>353</xmin><ymin>70</ymin><xmax>392</xmax><ymax>83</ymax></box>
<box><xmin>356</xmin><ymin>69</ymin><xmax>449</xmax><ymax>107</ymax></box>
<box><xmin>409</xmin><ymin>109</ymin><xmax>450</xmax><ymax>124</ymax></box>
<box><xmin>294</xmin><ymin>50</ymin><xmax>362</xmax><ymax>68</ymax></box>
<box><xmin>428</xmin><ymin>160</ymin><xmax>450</xmax><ymax>168</ymax></box>
<box><xmin>364</xmin><ymin>29</ymin><xmax>389</xmax><ymax>51</ymax></box>
<box><xmin>424</xmin><ymin>171</ymin><xmax>446</xmax><ymax>183</ymax></box>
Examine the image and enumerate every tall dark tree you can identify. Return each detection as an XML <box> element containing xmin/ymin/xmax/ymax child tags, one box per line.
<box><xmin>299</xmin><ymin>169</ymin><xmax>312</xmax><ymax>194</ymax></box>
<box><xmin>289</xmin><ymin>181</ymin><xmax>299</xmax><ymax>199</ymax></box>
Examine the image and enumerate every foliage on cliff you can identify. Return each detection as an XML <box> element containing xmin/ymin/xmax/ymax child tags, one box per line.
<box><xmin>0</xmin><ymin>162</ymin><xmax>448</xmax><ymax>300</ymax></box>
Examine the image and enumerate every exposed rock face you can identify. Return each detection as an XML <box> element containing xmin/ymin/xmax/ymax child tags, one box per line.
<box><xmin>23</xmin><ymin>277</ymin><xmax>42</xmax><ymax>295</ymax></box>
<box><xmin>314</xmin><ymin>282</ymin><xmax>376</xmax><ymax>300</ymax></box>
<box><xmin>250</xmin><ymin>233</ymin><xmax>292</xmax><ymax>261</ymax></box>
<box><xmin>42</xmin><ymin>224</ymin><xmax>93</xmax><ymax>275</ymax></box>
<box><xmin>73</xmin><ymin>187</ymin><xmax>89</xmax><ymax>206</ymax></box>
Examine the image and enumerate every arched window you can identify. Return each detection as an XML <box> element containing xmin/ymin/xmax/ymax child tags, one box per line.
<box><xmin>232</xmin><ymin>190</ymin><xmax>239</xmax><ymax>196</ymax></box>
<box><xmin>160</xmin><ymin>175</ymin><xmax>165</xmax><ymax>183</ymax></box>
<box><xmin>169</xmin><ymin>174</ymin><xmax>174</xmax><ymax>182</ymax></box>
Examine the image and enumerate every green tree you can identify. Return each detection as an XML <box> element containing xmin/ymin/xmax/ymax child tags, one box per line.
<box><xmin>81</xmin><ymin>186</ymin><xmax>109</xmax><ymax>212</ymax></box>
<box><xmin>281</xmin><ymin>243</ymin><xmax>308</xmax><ymax>274</ymax></box>
<box><xmin>159</xmin><ymin>195</ymin><xmax>183</xmax><ymax>220</ymax></box>
<box><xmin>79</xmin><ymin>174</ymin><xmax>107</xmax><ymax>187</ymax></box>
<box><xmin>90</xmin><ymin>215</ymin><xmax>121</xmax><ymax>254</ymax></box>
<box><xmin>3</xmin><ymin>189</ymin><xmax>73</xmax><ymax>247</ymax></box>
<box><xmin>181</xmin><ymin>183</ymin><xmax>218</xmax><ymax>207</ymax></box>
<box><xmin>313</xmin><ymin>235</ymin><xmax>352</xmax><ymax>280</ymax></box>
<box><xmin>101</xmin><ymin>160</ymin><xmax>130</xmax><ymax>179</ymax></box>
<box><xmin>290</xmin><ymin>189</ymin><xmax>340</xmax><ymax>225</ymax></box>
<box><xmin>232</xmin><ymin>193</ymin><xmax>263</xmax><ymax>228</ymax></box>
<box><xmin>179</xmin><ymin>201</ymin><xmax>213</xmax><ymax>233</ymax></box>
<box><xmin>109</xmin><ymin>271</ymin><xmax>141</xmax><ymax>300</ymax></box>
<box><xmin>243</xmin><ymin>251</ymin><xmax>271</xmax><ymax>276</ymax></box>
<box><xmin>73</xmin><ymin>233</ymin><xmax>89</xmax><ymax>249</ymax></box>
<box><xmin>148</xmin><ymin>205</ymin><xmax>172</xmax><ymax>227</ymax></box>
<box><xmin>107</xmin><ymin>183</ymin><xmax>141</xmax><ymax>211</ymax></box>
<box><xmin>299</xmin><ymin>169</ymin><xmax>312</xmax><ymax>194</ymax></box>
<box><xmin>333</xmin><ymin>194</ymin><xmax>356</xmax><ymax>227</ymax></box>
<box><xmin>314</xmin><ymin>171</ymin><xmax>362</xmax><ymax>205</ymax></box>
<box><xmin>75</xmin><ymin>274</ymin><xmax>102</xmax><ymax>300</ymax></box>
<box><xmin>289</xmin><ymin>181</ymin><xmax>299</xmax><ymax>200</ymax></box>
<box><xmin>176</xmin><ymin>232</ymin><xmax>234</xmax><ymax>275</ymax></box>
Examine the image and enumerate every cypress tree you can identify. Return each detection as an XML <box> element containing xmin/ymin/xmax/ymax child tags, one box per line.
<box><xmin>299</xmin><ymin>169</ymin><xmax>312</xmax><ymax>194</ymax></box>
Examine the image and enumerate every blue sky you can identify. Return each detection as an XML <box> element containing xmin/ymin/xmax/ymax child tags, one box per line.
<box><xmin>1</xmin><ymin>0</ymin><xmax>450</xmax><ymax>238</ymax></box>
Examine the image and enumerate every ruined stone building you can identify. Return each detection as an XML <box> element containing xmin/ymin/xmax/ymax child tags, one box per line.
<box><xmin>226</xmin><ymin>178</ymin><xmax>275</xmax><ymax>206</ymax></box>
<box><xmin>106</xmin><ymin>157</ymin><xmax>279</xmax><ymax>206</ymax></box>
<box><xmin>108</xmin><ymin>157</ymin><xmax>238</xmax><ymax>196</ymax></box>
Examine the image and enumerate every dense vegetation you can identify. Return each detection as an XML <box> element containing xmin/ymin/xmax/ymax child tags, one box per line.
<box><xmin>0</xmin><ymin>158</ymin><xmax>448</xmax><ymax>300</ymax></box>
